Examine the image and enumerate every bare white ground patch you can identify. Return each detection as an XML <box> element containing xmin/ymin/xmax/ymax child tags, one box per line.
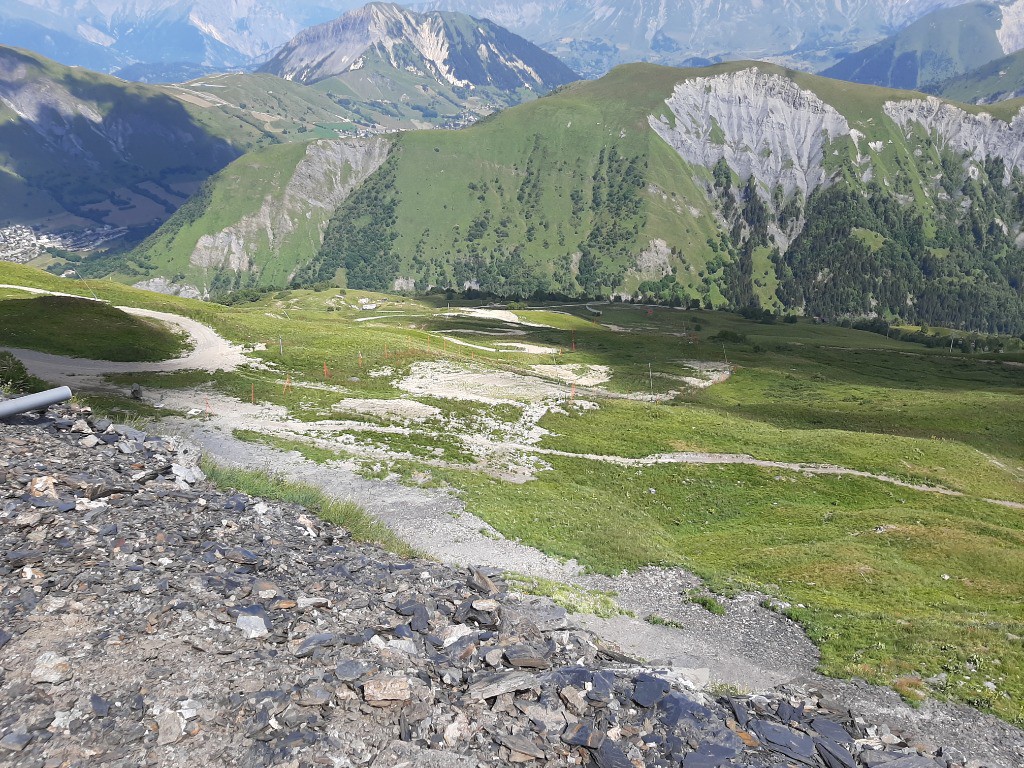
<box><xmin>441</xmin><ymin>307</ymin><xmax>550</xmax><ymax>327</ymax></box>
<box><xmin>676</xmin><ymin>360</ymin><xmax>732</xmax><ymax>388</ymax></box>
<box><xmin>332</xmin><ymin>398</ymin><xmax>442</xmax><ymax>422</ymax></box>
<box><xmin>277</xmin><ymin>380</ymin><xmax>350</xmax><ymax>394</ymax></box>
<box><xmin>367</xmin><ymin>366</ymin><xmax>394</xmax><ymax>378</ymax></box>
<box><xmin>495</xmin><ymin>342</ymin><xmax>561</xmax><ymax>355</ymax></box>
<box><xmin>399</xmin><ymin>361</ymin><xmax>569</xmax><ymax>405</ymax></box>
<box><xmin>532</xmin><ymin>363</ymin><xmax>611</xmax><ymax>386</ymax></box>
<box><xmin>354</xmin><ymin>313</ymin><xmax>418</xmax><ymax>323</ymax></box>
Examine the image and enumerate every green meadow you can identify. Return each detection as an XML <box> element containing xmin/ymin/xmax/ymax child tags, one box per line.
<box><xmin>0</xmin><ymin>261</ymin><xmax>1021</xmax><ymax>723</ymax></box>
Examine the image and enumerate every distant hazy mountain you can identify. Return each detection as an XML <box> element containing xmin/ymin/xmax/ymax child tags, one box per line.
<box><xmin>931</xmin><ymin>46</ymin><xmax>1024</xmax><ymax>101</ymax></box>
<box><xmin>261</xmin><ymin>3</ymin><xmax>578</xmax><ymax>90</ymax></box>
<box><xmin>1</xmin><ymin>0</ymin><xmax>979</xmax><ymax>81</ymax></box>
<box><xmin>823</xmin><ymin>0</ymin><xmax>1024</xmax><ymax>89</ymax></box>
<box><xmin>417</xmin><ymin>0</ymin><xmax>975</xmax><ymax>76</ymax></box>
<box><xmin>0</xmin><ymin>0</ymin><xmax>369</xmax><ymax>80</ymax></box>
<box><xmin>0</xmin><ymin>46</ymin><xmax>238</xmax><ymax>242</ymax></box>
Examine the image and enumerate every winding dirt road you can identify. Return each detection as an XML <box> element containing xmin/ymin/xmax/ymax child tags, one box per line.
<box><xmin>0</xmin><ymin>285</ymin><xmax>251</xmax><ymax>389</ymax></box>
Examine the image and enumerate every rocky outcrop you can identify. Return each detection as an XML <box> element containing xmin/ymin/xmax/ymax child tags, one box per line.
<box><xmin>649</xmin><ymin>68</ymin><xmax>851</xmax><ymax>199</ymax></box>
<box><xmin>189</xmin><ymin>137</ymin><xmax>391</xmax><ymax>273</ymax></box>
<box><xmin>632</xmin><ymin>239</ymin><xmax>673</xmax><ymax>281</ymax></box>
<box><xmin>132</xmin><ymin>277</ymin><xmax>205</xmax><ymax>301</ymax></box>
<box><xmin>3</xmin><ymin>402</ymin><xmax>1020</xmax><ymax>766</ymax></box>
<box><xmin>884</xmin><ymin>96</ymin><xmax>1024</xmax><ymax>181</ymax></box>
<box><xmin>997</xmin><ymin>0</ymin><xmax>1024</xmax><ymax>54</ymax></box>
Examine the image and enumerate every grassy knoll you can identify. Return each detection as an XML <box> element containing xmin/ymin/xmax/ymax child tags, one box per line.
<box><xmin>0</xmin><ymin>295</ymin><xmax>189</xmax><ymax>361</ymax></box>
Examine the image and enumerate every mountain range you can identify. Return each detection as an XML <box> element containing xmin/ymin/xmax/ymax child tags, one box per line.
<box><xmin>261</xmin><ymin>3</ymin><xmax>577</xmax><ymax>90</ymax></box>
<box><xmin>0</xmin><ymin>0</ymin><xmax>985</xmax><ymax>80</ymax></box>
<box><xmin>0</xmin><ymin>0</ymin><xmax>367</xmax><ymax>81</ymax></box>
<box><xmin>0</xmin><ymin>6</ymin><xmax>574</xmax><ymax>243</ymax></box>
<box><xmin>0</xmin><ymin>45</ymin><xmax>238</xmax><ymax>242</ymax></box>
<box><xmin>822</xmin><ymin>0</ymin><xmax>1024</xmax><ymax>90</ymax></box>
<box><xmin>418</xmin><ymin>0</ymin><xmax>976</xmax><ymax>77</ymax></box>
<box><xmin>114</xmin><ymin>62</ymin><xmax>1024</xmax><ymax>333</ymax></box>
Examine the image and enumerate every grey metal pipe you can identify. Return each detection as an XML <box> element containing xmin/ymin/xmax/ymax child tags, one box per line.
<box><xmin>0</xmin><ymin>386</ymin><xmax>73</xmax><ymax>419</ymax></box>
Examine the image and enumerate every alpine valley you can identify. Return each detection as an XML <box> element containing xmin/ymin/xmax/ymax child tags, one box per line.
<box><xmin>108</xmin><ymin>62</ymin><xmax>1024</xmax><ymax>334</ymax></box>
<box><xmin>0</xmin><ymin>6</ymin><xmax>576</xmax><ymax>256</ymax></box>
<box><xmin>4</xmin><ymin>4</ymin><xmax>1024</xmax><ymax>762</ymax></box>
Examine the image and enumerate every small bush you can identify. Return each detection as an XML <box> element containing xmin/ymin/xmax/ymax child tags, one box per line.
<box><xmin>0</xmin><ymin>351</ymin><xmax>47</xmax><ymax>394</ymax></box>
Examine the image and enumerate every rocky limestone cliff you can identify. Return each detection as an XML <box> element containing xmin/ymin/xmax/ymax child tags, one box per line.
<box><xmin>189</xmin><ymin>137</ymin><xmax>391</xmax><ymax>274</ymax></box>
<box><xmin>997</xmin><ymin>0</ymin><xmax>1024</xmax><ymax>54</ymax></box>
<box><xmin>884</xmin><ymin>96</ymin><xmax>1024</xmax><ymax>180</ymax></box>
<box><xmin>648</xmin><ymin>68</ymin><xmax>851</xmax><ymax>200</ymax></box>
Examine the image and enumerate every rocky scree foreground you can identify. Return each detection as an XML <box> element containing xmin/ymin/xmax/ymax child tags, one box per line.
<box><xmin>0</xmin><ymin>403</ymin><xmax>1007</xmax><ymax>767</ymax></box>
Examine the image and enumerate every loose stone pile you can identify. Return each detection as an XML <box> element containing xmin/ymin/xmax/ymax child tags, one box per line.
<box><xmin>0</xmin><ymin>404</ymin><xmax>986</xmax><ymax>767</ymax></box>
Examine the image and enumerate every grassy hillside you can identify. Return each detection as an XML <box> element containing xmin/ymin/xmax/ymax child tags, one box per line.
<box><xmin>0</xmin><ymin>46</ymin><xmax>240</xmax><ymax>238</ymax></box>
<box><xmin>932</xmin><ymin>48</ymin><xmax>1024</xmax><ymax>103</ymax></box>
<box><xmin>108</xmin><ymin>61</ymin><xmax>1024</xmax><ymax>334</ymax></box>
<box><xmin>0</xmin><ymin>294</ymin><xmax>187</xmax><ymax>361</ymax></box>
<box><xmin>821</xmin><ymin>2</ymin><xmax>1006</xmax><ymax>90</ymax></box>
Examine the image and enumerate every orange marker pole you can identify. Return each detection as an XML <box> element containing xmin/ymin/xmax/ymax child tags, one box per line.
<box><xmin>570</xmin><ymin>383</ymin><xmax>576</xmax><ymax>402</ymax></box>
<box><xmin>323</xmin><ymin>362</ymin><xmax>329</xmax><ymax>380</ymax></box>
<box><xmin>358</xmin><ymin>352</ymin><xmax>363</xmax><ymax>368</ymax></box>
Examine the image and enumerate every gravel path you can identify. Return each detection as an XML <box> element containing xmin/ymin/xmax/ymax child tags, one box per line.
<box><xmin>176</xmin><ymin>420</ymin><xmax>821</xmax><ymax>693</ymax></box>
<box><xmin>174</xmin><ymin>425</ymin><xmax>1024</xmax><ymax>766</ymax></box>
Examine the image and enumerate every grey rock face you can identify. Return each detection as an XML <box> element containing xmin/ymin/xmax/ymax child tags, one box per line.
<box><xmin>188</xmin><ymin>137</ymin><xmax>391</xmax><ymax>274</ymax></box>
<box><xmin>885</xmin><ymin>97</ymin><xmax>1024</xmax><ymax>182</ymax></box>
<box><xmin>649</xmin><ymin>67</ymin><xmax>851</xmax><ymax>200</ymax></box>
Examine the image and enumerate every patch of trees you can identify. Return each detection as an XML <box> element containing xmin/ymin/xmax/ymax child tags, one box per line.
<box><xmin>776</xmin><ymin>149</ymin><xmax>1024</xmax><ymax>334</ymax></box>
<box><xmin>577</xmin><ymin>146</ymin><xmax>647</xmax><ymax>294</ymax></box>
<box><xmin>295</xmin><ymin>152</ymin><xmax>401</xmax><ymax>291</ymax></box>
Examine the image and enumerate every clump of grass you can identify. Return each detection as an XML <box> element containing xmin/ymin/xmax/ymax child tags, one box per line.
<box><xmin>686</xmin><ymin>591</ymin><xmax>727</xmax><ymax>615</ymax></box>
<box><xmin>199</xmin><ymin>457</ymin><xmax>417</xmax><ymax>559</ymax></box>
<box><xmin>0</xmin><ymin>351</ymin><xmax>47</xmax><ymax>394</ymax></box>
<box><xmin>647</xmin><ymin>614</ymin><xmax>685</xmax><ymax>629</ymax></box>
<box><xmin>505</xmin><ymin>573</ymin><xmax>626</xmax><ymax>618</ymax></box>
<box><xmin>233</xmin><ymin>429</ymin><xmax>341</xmax><ymax>464</ymax></box>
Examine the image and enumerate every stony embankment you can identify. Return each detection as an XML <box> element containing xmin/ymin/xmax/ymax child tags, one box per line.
<box><xmin>0</xmin><ymin>404</ymin><xmax>1014</xmax><ymax>767</ymax></box>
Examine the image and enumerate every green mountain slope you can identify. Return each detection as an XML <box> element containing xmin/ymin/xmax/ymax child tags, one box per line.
<box><xmin>124</xmin><ymin>62</ymin><xmax>1024</xmax><ymax>333</ymax></box>
<box><xmin>0</xmin><ymin>46</ymin><xmax>240</xmax><ymax>241</ymax></box>
<box><xmin>821</xmin><ymin>2</ymin><xmax>1006</xmax><ymax>90</ymax></box>
<box><xmin>931</xmin><ymin>47</ymin><xmax>1024</xmax><ymax>102</ymax></box>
